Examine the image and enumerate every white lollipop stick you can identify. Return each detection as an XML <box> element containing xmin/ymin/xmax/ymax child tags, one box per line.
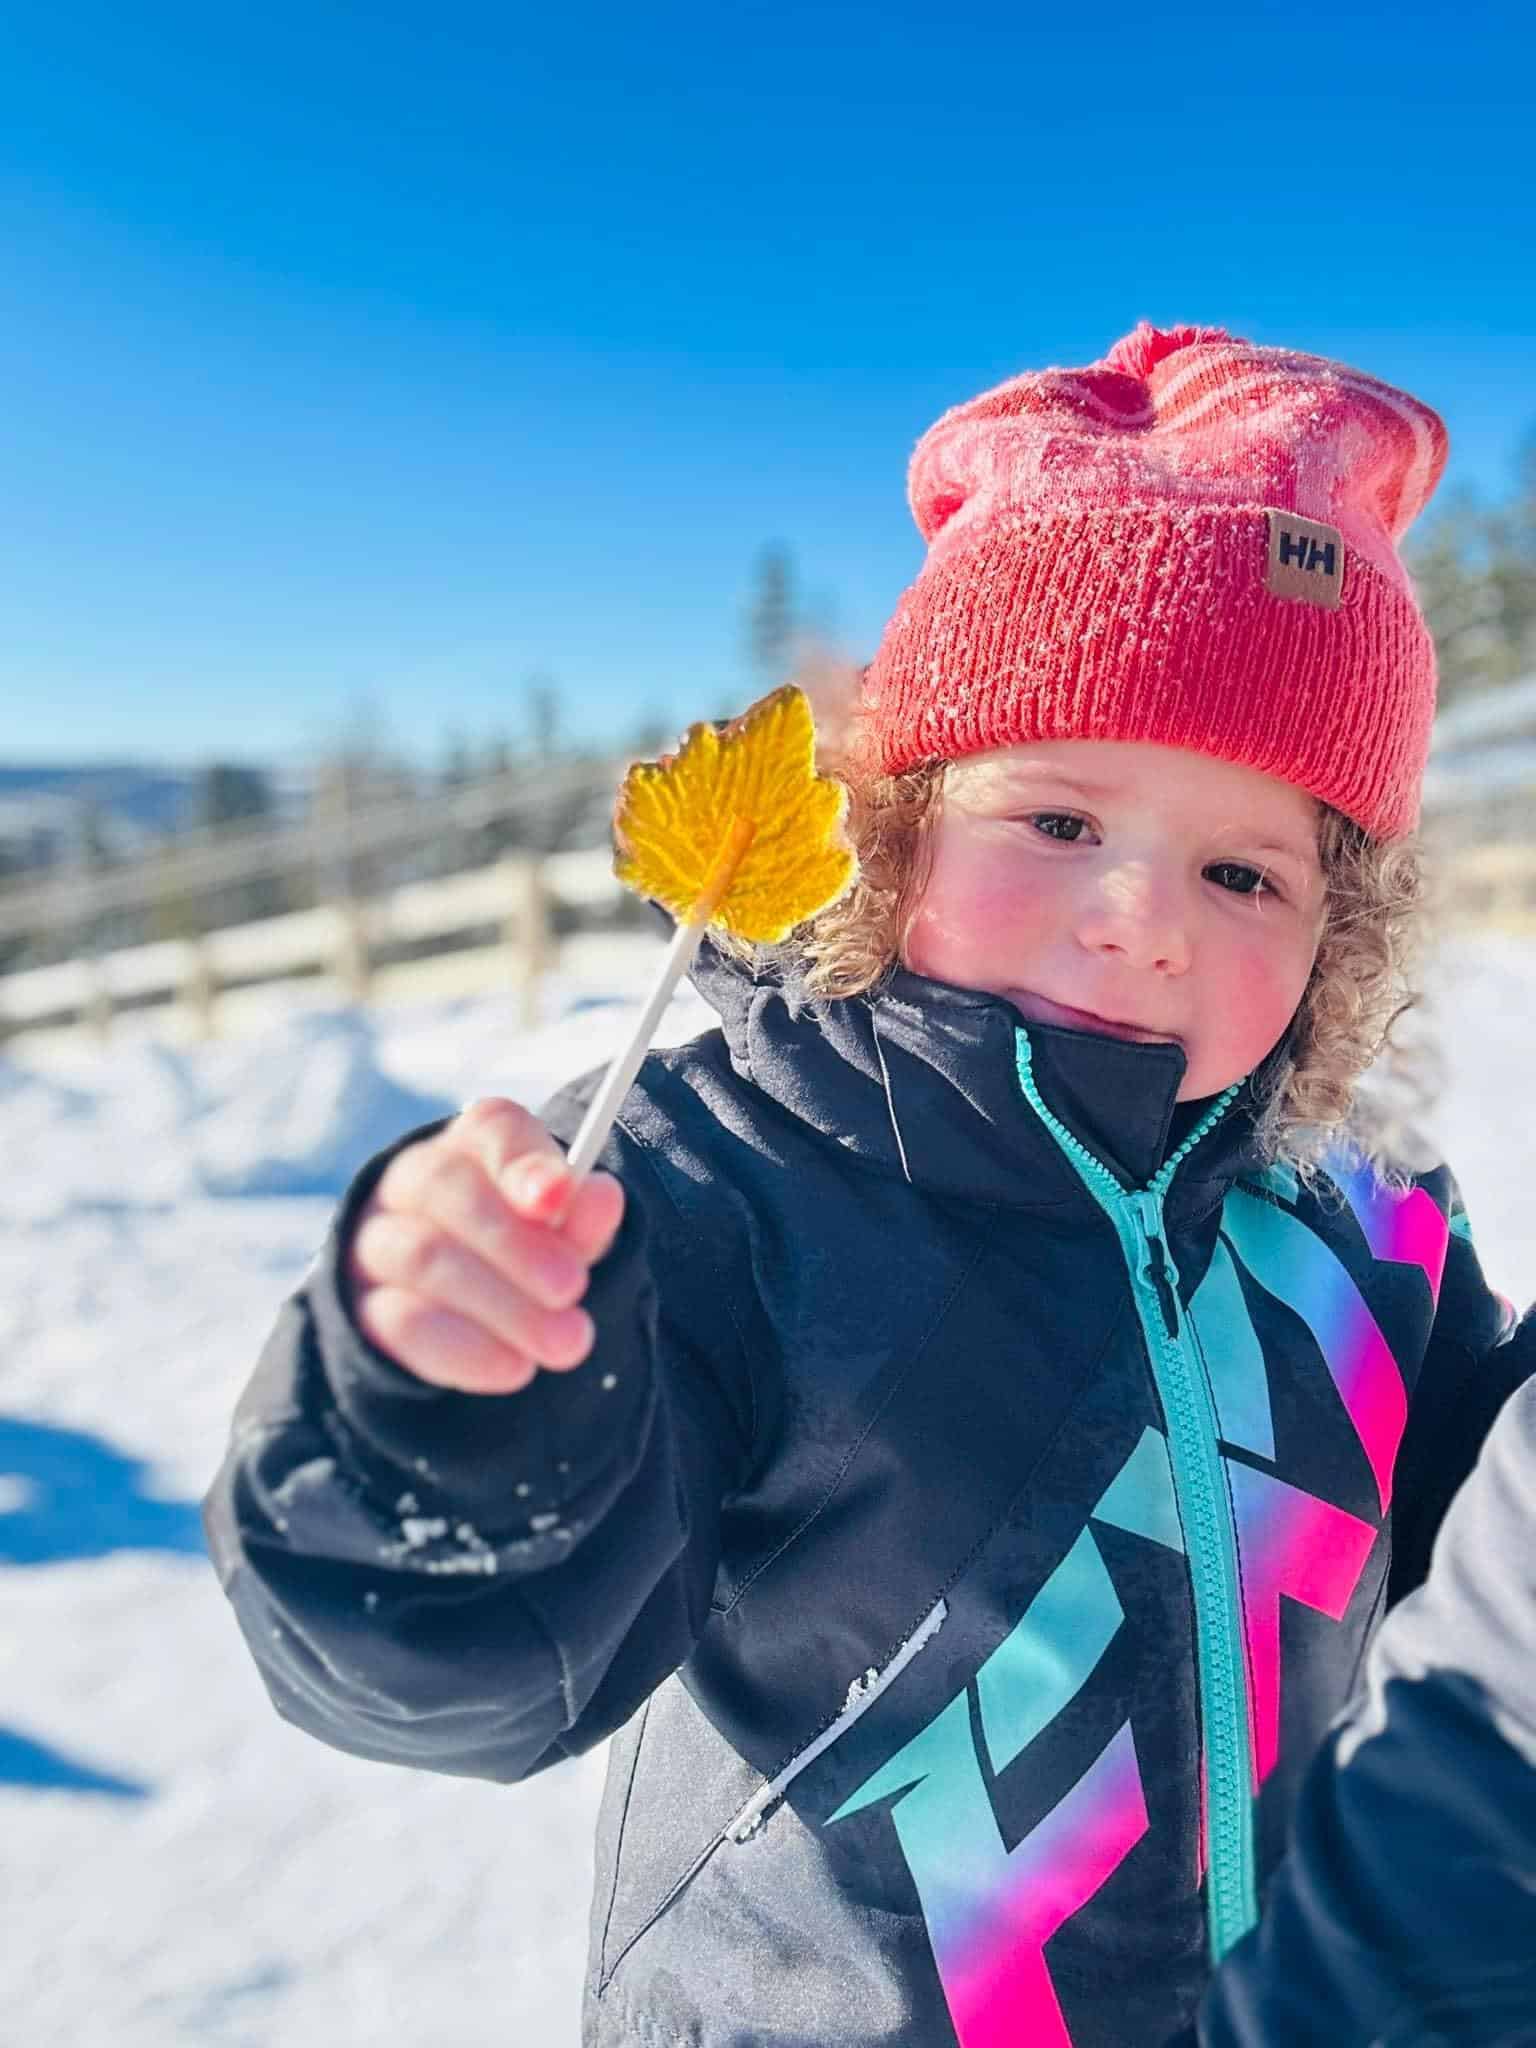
<box><xmin>565</xmin><ymin>816</ymin><xmax>755</xmax><ymax>1178</ymax></box>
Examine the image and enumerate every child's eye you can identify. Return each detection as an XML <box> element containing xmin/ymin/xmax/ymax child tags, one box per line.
<box><xmin>1028</xmin><ymin>812</ymin><xmax>1092</xmax><ymax>843</ymax></box>
<box><xmin>1015</xmin><ymin>819</ymin><xmax>1279</xmax><ymax>896</ymax></box>
<box><xmin>1206</xmin><ymin>861</ymin><xmax>1272</xmax><ymax>897</ymax></box>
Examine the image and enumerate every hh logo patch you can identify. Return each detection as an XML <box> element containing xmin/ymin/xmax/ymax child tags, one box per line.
<box><xmin>1266</xmin><ymin>511</ymin><xmax>1344</xmax><ymax>608</ymax></box>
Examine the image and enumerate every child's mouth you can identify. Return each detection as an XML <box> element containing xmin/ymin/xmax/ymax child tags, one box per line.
<box><xmin>1013</xmin><ymin>993</ymin><xmax>1180</xmax><ymax>1046</ymax></box>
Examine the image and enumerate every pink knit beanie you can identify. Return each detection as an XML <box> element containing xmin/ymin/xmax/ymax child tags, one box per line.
<box><xmin>860</xmin><ymin>321</ymin><xmax>1448</xmax><ymax>840</ymax></box>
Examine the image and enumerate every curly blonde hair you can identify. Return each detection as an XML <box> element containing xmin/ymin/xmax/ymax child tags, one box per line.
<box><xmin>791</xmin><ymin>755</ymin><xmax>1430</xmax><ymax>1179</ymax></box>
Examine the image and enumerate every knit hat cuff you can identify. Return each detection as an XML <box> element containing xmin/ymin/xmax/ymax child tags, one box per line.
<box><xmin>864</xmin><ymin>503</ymin><xmax>1435</xmax><ymax>840</ymax></box>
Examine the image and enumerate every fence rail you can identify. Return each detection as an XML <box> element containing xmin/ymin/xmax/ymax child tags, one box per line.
<box><xmin>0</xmin><ymin>846</ymin><xmax>632</xmax><ymax>1044</ymax></box>
<box><xmin>1</xmin><ymin>767</ymin><xmax>1533</xmax><ymax>1050</ymax></box>
<box><xmin>1429</xmin><ymin>839</ymin><xmax>1536</xmax><ymax>928</ymax></box>
<box><xmin>0</xmin><ymin>754</ymin><xmax>622</xmax><ymax>949</ymax></box>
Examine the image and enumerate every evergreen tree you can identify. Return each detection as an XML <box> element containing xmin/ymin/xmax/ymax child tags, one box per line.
<box><xmin>197</xmin><ymin>763</ymin><xmax>276</xmax><ymax>833</ymax></box>
<box><xmin>191</xmin><ymin>763</ymin><xmax>284</xmax><ymax>925</ymax></box>
<box><xmin>1408</xmin><ymin>432</ymin><xmax>1536</xmax><ymax>706</ymax></box>
<box><xmin>1483</xmin><ymin>434</ymin><xmax>1536</xmax><ymax>686</ymax></box>
<box><xmin>526</xmin><ymin>676</ymin><xmax>559</xmax><ymax>758</ymax></box>
<box><xmin>629</xmin><ymin>708</ymin><xmax>675</xmax><ymax>757</ymax></box>
<box><xmin>744</xmin><ymin>544</ymin><xmax>797</xmax><ymax>688</ymax></box>
<box><xmin>439</xmin><ymin>730</ymin><xmax>474</xmax><ymax>789</ymax></box>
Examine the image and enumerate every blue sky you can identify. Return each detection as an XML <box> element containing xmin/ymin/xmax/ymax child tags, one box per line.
<box><xmin>1</xmin><ymin>0</ymin><xmax>1531</xmax><ymax>767</ymax></box>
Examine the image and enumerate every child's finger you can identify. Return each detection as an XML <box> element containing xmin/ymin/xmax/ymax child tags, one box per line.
<box><xmin>499</xmin><ymin>1152</ymin><xmax>576</xmax><ymax>1228</ymax></box>
<box><xmin>370</xmin><ymin>1101</ymin><xmax>550</xmax><ymax>1222</ymax></box>
<box><xmin>355</xmin><ymin>1286</ymin><xmax>540</xmax><ymax>1395</ymax></box>
<box><xmin>450</xmin><ymin>1100</ymin><xmax>579</xmax><ymax>1226</ymax></box>
<box><xmin>560</xmin><ymin>1171</ymin><xmax>626</xmax><ymax>1266</ymax></box>
<box><xmin>378</xmin><ymin>1149</ymin><xmax>588</xmax><ymax>1309</ymax></box>
<box><xmin>351</xmin><ymin>1212</ymin><xmax>595</xmax><ymax>1367</ymax></box>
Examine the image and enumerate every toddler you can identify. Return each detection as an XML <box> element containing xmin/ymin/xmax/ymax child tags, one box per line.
<box><xmin>207</xmin><ymin>322</ymin><xmax>1534</xmax><ymax>2047</ymax></box>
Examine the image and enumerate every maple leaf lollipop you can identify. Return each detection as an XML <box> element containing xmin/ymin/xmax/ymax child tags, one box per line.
<box><xmin>566</xmin><ymin>685</ymin><xmax>857</xmax><ymax>1175</ymax></box>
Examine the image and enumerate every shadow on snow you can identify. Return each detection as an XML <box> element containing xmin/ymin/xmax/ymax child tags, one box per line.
<box><xmin>0</xmin><ymin>1415</ymin><xmax>206</xmax><ymax>1566</ymax></box>
<box><xmin>1</xmin><ymin>1414</ymin><xmax>205</xmax><ymax>1796</ymax></box>
<box><xmin>0</xmin><ymin>1726</ymin><xmax>148</xmax><ymax>1798</ymax></box>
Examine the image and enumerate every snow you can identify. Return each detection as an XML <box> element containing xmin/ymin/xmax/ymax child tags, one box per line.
<box><xmin>1</xmin><ymin>944</ymin><xmax>713</xmax><ymax>2048</ymax></box>
<box><xmin>3</xmin><ymin>934</ymin><xmax>1534</xmax><ymax>2047</ymax></box>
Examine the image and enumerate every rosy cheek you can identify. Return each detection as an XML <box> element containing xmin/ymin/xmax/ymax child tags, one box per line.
<box><xmin>1222</xmin><ymin>930</ymin><xmax>1313</xmax><ymax>1046</ymax></box>
<box><xmin>906</xmin><ymin>858</ymin><xmax>1025</xmax><ymax>980</ymax></box>
<box><xmin>975</xmin><ymin>867</ymin><xmax>1029</xmax><ymax>914</ymax></box>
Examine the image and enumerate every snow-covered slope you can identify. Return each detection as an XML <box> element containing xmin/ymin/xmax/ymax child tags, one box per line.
<box><xmin>1</xmin><ymin>938</ymin><xmax>1530</xmax><ymax>2048</ymax></box>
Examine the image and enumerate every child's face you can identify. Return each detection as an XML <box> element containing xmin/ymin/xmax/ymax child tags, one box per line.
<box><xmin>901</xmin><ymin>740</ymin><xmax>1327</xmax><ymax>1102</ymax></box>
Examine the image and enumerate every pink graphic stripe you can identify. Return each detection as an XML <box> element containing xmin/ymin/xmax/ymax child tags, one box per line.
<box><xmin>1334</xmin><ymin>1301</ymin><xmax>1408</xmax><ymax>1515</ymax></box>
<box><xmin>1228</xmin><ymin>1462</ymin><xmax>1377</xmax><ymax>1783</ymax></box>
<box><xmin>1225</xmin><ymin>1196</ymin><xmax>1408</xmax><ymax>1513</ymax></box>
<box><xmin>938</xmin><ymin>1723</ymin><xmax>1149</xmax><ymax>2048</ymax></box>
<box><xmin>1332</xmin><ymin>1160</ymin><xmax>1450</xmax><ymax>1306</ymax></box>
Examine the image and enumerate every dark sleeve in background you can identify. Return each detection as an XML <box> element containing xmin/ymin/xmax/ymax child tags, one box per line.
<box><xmin>1386</xmin><ymin>1201</ymin><xmax>1535</xmax><ymax>1608</ymax></box>
<box><xmin>203</xmin><ymin>1081</ymin><xmax>755</xmax><ymax>1785</ymax></box>
<box><xmin>1198</xmin><ymin>1366</ymin><xmax>1536</xmax><ymax>2046</ymax></box>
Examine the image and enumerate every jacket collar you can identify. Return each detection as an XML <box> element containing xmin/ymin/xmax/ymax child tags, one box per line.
<box><xmin>690</xmin><ymin>940</ymin><xmax>1275</xmax><ymax>1214</ymax></box>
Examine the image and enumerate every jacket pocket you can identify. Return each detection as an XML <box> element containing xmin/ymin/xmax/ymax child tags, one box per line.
<box><xmin>595</xmin><ymin>1674</ymin><xmax>761</xmax><ymax>1996</ymax></box>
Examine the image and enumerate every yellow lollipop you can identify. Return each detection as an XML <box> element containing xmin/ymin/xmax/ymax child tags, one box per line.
<box><xmin>613</xmin><ymin>684</ymin><xmax>856</xmax><ymax>942</ymax></box>
<box><xmin>566</xmin><ymin>685</ymin><xmax>858</xmax><ymax>1174</ymax></box>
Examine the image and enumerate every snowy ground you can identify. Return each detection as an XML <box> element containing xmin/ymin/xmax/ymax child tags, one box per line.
<box><xmin>3</xmin><ymin>935</ymin><xmax>1533</xmax><ymax>2048</ymax></box>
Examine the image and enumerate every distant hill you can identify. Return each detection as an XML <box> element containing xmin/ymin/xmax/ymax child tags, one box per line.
<box><xmin>0</xmin><ymin>762</ymin><xmax>310</xmax><ymax>871</ymax></box>
<box><xmin>0</xmin><ymin>764</ymin><xmax>201</xmax><ymax>841</ymax></box>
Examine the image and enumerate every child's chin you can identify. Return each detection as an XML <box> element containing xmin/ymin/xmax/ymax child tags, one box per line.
<box><xmin>1176</xmin><ymin>1056</ymin><xmax>1245</xmax><ymax>1104</ymax></box>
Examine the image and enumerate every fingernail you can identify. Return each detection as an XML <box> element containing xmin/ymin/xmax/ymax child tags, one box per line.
<box><xmin>504</xmin><ymin>1155</ymin><xmax>565</xmax><ymax>1209</ymax></box>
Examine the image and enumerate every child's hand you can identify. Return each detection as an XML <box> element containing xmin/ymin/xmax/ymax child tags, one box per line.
<box><xmin>343</xmin><ymin>1098</ymin><xmax>625</xmax><ymax>1394</ymax></box>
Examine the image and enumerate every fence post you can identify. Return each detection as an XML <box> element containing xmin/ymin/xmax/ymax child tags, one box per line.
<box><xmin>183</xmin><ymin>938</ymin><xmax>219</xmax><ymax>1039</ymax></box>
<box><xmin>1500</xmin><ymin>851</ymin><xmax>1535</xmax><ymax>927</ymax></box>
<box><xmin>333</xmin><ymin>900</ymin><xmax>372</xmax><ymax>1004</ymax></box>
<box><xmin>64</xmin><ymin>856</ymin><xmax>114</xmax><ymax>1044</ymax></box>
<box><xmin>83</xmin><ymin>961</ymin><xmax>113</xmax><ymax>1045</ymax></box>
<box><xmin>500</xmin><ymin>853</ymin><xmax>550</xmax><ymax>1028</ymax></box>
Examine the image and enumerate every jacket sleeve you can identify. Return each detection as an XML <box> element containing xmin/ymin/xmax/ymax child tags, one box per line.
<box><xmin>202</xmin><ymin>1077</ymin><xmax>756</xmax><ymax>1784</ymax></box>
<box><xmin>1198</xmin><ymin>1356</ymin><xmax>1536</xmax><ymax>2047</ymax></box>
<box><xmin>1385</xmin><ymin>1180</ymin><xmax>1534</xmax><ymax>1608</ymax></box>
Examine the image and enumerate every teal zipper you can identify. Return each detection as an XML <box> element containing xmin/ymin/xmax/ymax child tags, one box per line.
<box><xmin>1014</xmin><ymin>1027</ymin><xmax>1258</xmax><ymax>1962</ymax></box>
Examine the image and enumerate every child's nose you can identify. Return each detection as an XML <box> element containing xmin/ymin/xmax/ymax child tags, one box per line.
<box><xmin>1075</xmin><ymin>865</ymin><xmax>1192</xmax><ymax>976</ymax></box>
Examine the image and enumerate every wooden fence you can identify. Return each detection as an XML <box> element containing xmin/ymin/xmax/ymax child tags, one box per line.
<box><xmin>0</xmin><ymin>848</ymin><xmax>634</xmax><ymax>1045</ymax></box>
<box><xmin>0</xmin><ymin>763</ymin><xmax>1532</xmax><ymax>1052</ymax></box>
<box><xmin>0</xmin><ymin>757</ymin><xmax>633</xmax><ymax>1047</ymax></box>
<box><xmin>1426</xmin><ymin>838</ymin><xmax>1536</xmax><ymax>932</ymax></box>
<box><xmin>0</xmin><ymin>754</ymin><xmax>620</xmax><ymax>954</ymax></box>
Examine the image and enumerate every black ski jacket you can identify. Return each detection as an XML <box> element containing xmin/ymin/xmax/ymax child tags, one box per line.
<box><xmin>205</xmin><ymin>947</ymin><xmax>1535</xmax><ymax>2047</ymax></box>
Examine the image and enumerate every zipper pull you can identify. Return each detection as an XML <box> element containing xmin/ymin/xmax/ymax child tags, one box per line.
<box><xmin>1134</xmin><ymin>1193</ymin><xmax>1181</xmax><ymax>1339</ymax></box>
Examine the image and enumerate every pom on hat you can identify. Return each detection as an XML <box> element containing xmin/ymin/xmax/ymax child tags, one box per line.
<box><xmin>1099</xmin><ymin>320</ymin><xmax>1234</xmax><ymax>380</ymax></box>
<box><xmin>863</xmin><ymin>322</ymin><xmax>1448</xmax><ymax>840</ymax></box>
